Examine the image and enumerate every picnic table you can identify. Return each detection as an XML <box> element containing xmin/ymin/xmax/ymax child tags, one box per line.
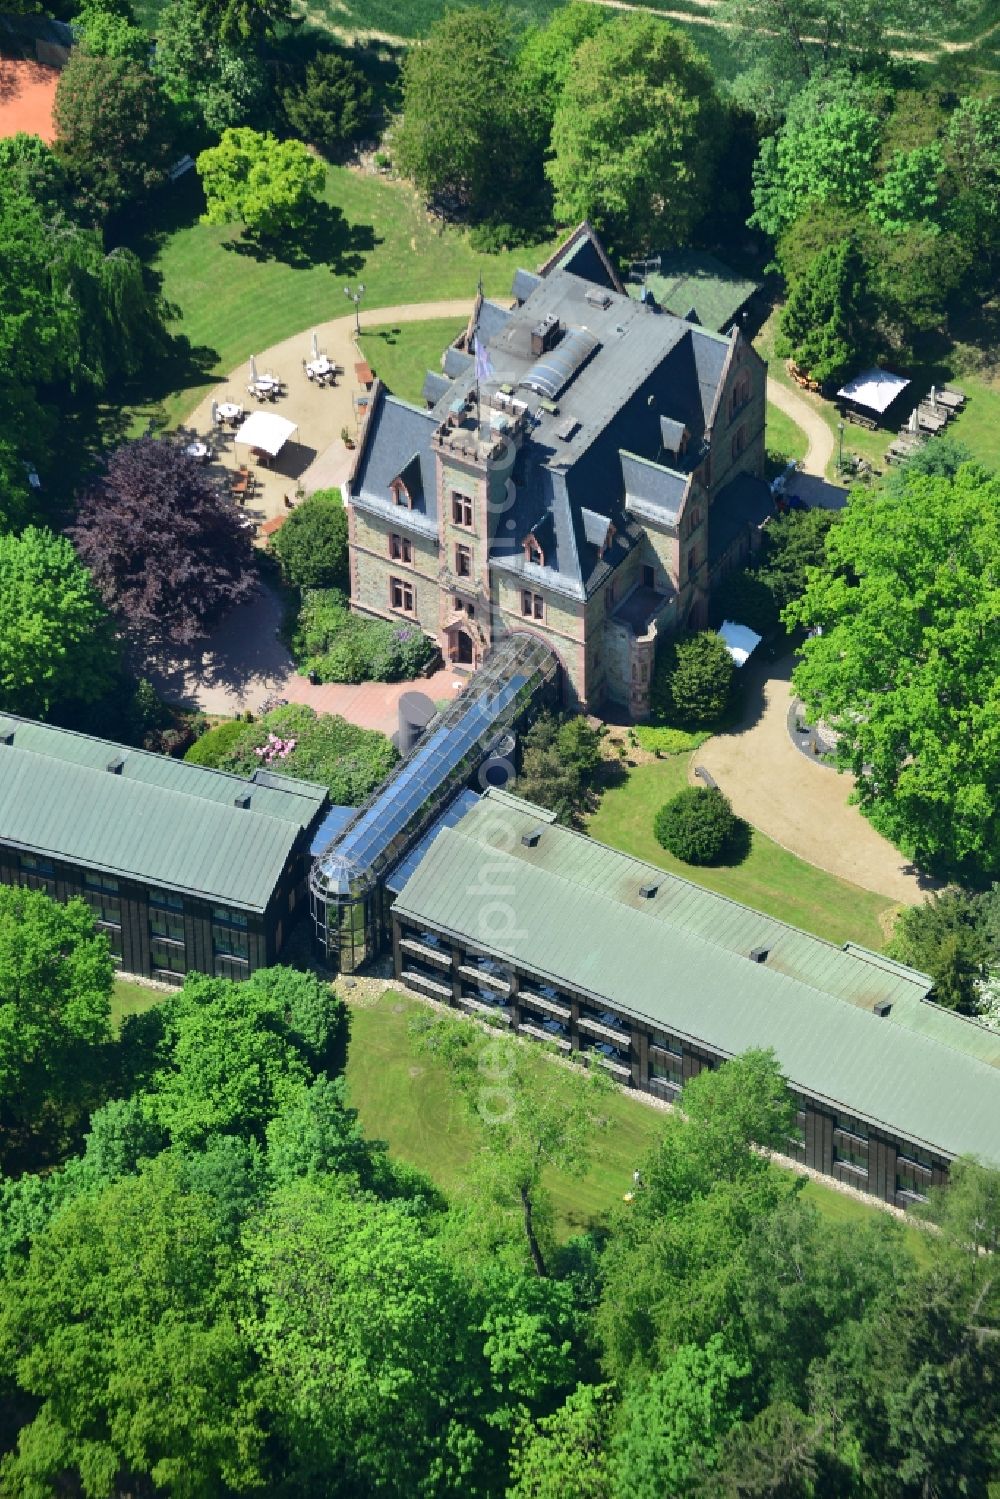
<box><xmin>917</xmin><ymin>406</ymin><xmax>948</xmax><ymax>434</ymax></box>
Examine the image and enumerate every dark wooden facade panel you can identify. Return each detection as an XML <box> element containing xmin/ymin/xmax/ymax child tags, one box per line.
<box><xmin>391</xmin><ymin>913</ymin><xmax>965</xmax><ymax>1206</ymax></box>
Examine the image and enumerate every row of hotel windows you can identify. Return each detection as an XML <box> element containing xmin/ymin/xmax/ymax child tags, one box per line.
<box><xmin>392</xmin><ymin>487</ymin><xmax>475</xmax><ymax>527</ymax></box>
<box><xmin>388</xmin><ymin>573</ymin><xmax>545</xmax><ymax>624</ymax></box>
<box><xmin>397</xmin><ymin>933</ymin><xmax>942</xmax><ymax>1204</ymax></box>
<box><xmin>16</xmin><ymin>857</ymin><xmax>249</xmax><ymax>981</ymax></box>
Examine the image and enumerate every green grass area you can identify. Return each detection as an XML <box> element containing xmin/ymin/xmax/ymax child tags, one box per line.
<box><xmin>110</xmin><ymin>976</ymin><xmax>167</xmax><ymax>1030</ymax></box>
<box><xmin>587</xmin><ymin>757</ymin><xmax>896</xmax><ymax>950</ymax></box>
<box><xmin>140</xmin><ymin>166</ymin><xmax>557</xmax><ymax>426</ymax></box>
<box><xmin>766</xmin><ymin>399</ymin><xmax>809</xmax><ymax>469</ymax></box>
<box><xmin>358</xmin><ymin>317</ymin><xmax>467</xmax><ymax>405</ymax></box>
<box><xmin>346</xmin><ymin>989</ymin><xmax>931</xmax><ymax>1254</ymax></box>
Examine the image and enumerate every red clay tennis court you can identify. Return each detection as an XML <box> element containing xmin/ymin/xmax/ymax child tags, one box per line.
<box><xmin>0</xmin><ymin>57</ymin><xmax>59</xmax><ymax>144</ymax></box>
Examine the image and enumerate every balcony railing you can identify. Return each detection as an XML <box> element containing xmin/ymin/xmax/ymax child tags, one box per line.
<box><xmin>401</xmin><ymin>969</ymin><xmax>452</xmax><ymax>1000</ymax></box>
<box><xmin>519</xmin><ymin>1021</ymin><xmax>571</xmax><ymax>1051</ymax></box>
<box><xmin>519</xmin><ymin>990</ymin><xmax>571</xmax><ymax>1021</ymax></box>
<box><xmin>457</xmin><ymin>963</ymin><xmax>510</xmax><ymax>995</ymax></box>
<box><xmin>400</xmin><ymin>936</ymin><xmax>452</xmax><ymax>968</ymax></box>
<box><xmin>579</xmin><ymin>1015</ymin><xmax>631</xmax><ymax>1046</ymax></box>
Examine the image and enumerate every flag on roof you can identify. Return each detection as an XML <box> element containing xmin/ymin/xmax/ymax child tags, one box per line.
<box><xmin>474</xmin><ymin>334</ymin><xmax>494</xmax><ymax>383</ymax></box>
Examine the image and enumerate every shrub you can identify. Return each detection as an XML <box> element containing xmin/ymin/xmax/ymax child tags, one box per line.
<box><xmin>269</xmin><ymin>489</ymin><xmax>349</xmax><ymax>591</ymax></box>
<box><xmin>293</xmin><ymin>589</ymin><xmax>437</xmax><ymax>684</ymax></box>
<box><xmin>652</xmin><ymin>631</ymin><xmax>734</xmax><ymax>727</ymax></box>
<box><xmin>219</xmin><ymin>703</ymin><xmax>397</xmax><ymax>804</ymax></box>
<box><xmin>634</xmin><ymin>725</ymin><xmax>710</xmax><ymax>754</ymax></box>
<box><xmin>654</xmin><ymin>786</ymin><xmax>740</xmax><ymax>865</ymax></box>
<box><xmin>184</xmin><ymin>718</ymin><xmax>253</xmax><ymax>768</ymax></box>
<box><xmin>514</xmin><ymin>712</ymin><xmax>603</xmax><ymax>825</ymax></box>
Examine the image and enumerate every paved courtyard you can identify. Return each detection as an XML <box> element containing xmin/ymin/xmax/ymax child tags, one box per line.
<box><xmin>181</xmin><ymin>298</ymin><xmax>475</xmax><ymax>529</ymax></box>
<box><xmin>693</xmin><ymin>655</ymin><xmax>937</xmax><ymax>905</ymax></box>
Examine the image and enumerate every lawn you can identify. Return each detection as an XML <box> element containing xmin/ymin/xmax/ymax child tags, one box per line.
<box><xmin>358</xmin><ymin>317</ymin><xmax>467</xmax><ymax>405</ymax></box>
<box><xmin>139</xmin><ymin>166</ymin><xmax>557</xmax><ymax>426</ymax></box>
<box><xmin>111</xmin><ymin>976</ymin><xmax>168</xmax><ymax>1030</ymax></box>
<box><xmin>766</xmin><ymin>399</ymin><xmax>809</xmax><ymax>470</ymax></box>
<box><xmin>346</xmin><ymin>988</ymin><xmax>932</xmax><ymax>1255</ymax></box>
<box><xmin>587</xmin><ymin>756</ymin><xmax>895</xmax><ymax>951</ymax></box>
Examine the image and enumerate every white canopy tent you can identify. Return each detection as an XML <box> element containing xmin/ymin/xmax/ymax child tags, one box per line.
<box><xmin>719</xmin><ymin>619</ymin><xmax>762</xmax><ymax>668</ymax></box>
<box><xmin>234</xmin><ymin>410</ymin><xmax>298</xmax><ymax>457</ymax></box>
<box><xmin>836</xmin><ymin>368</ymin><xmax>910</xmax><ymax>414</ymax></box>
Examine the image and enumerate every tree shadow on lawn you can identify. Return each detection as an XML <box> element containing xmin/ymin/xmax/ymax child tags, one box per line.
<box><xmin>223</xmin><ymin>201</ymin><xmax>378</xmax><ymax>277</ymax></box>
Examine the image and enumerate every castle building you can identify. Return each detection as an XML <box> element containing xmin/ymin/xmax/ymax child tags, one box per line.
<box><xmin>344</xmin><ymin>224</ymin><xmax>772</xmax><ymax>718</ymax></box>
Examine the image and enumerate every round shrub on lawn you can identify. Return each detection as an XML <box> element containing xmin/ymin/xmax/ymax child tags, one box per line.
<box><xmin>269</xmin><ymin>489</ymin><xmax>349</xmax><ymax>591</ymax></box>
<box><xmin>654</xmin><ymin>786</ymin><xmax>739</xmax><ymax>865</ymax></box>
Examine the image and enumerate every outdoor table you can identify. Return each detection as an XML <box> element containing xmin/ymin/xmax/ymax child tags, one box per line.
<box><xmin>307</xmin><ymin>356</ymin><xmax>335</xmax><ymax>378</ymax></box>
<box><xmin>184</xmin><ymin>440</ymin><xmax>209</xmax><ymax>460</ymax></box>
<box><xmin>255</xmin><ymin>376</ymin><xmax>280</xmax><ymax>394</ymax></box>
<box><xmin>218</xmin><ymin>402</ymin><xmax>243</xmax><ymax>422</ymax></box>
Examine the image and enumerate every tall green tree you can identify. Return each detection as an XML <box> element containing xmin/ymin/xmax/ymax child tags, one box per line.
<box><xmin>245</xmin><ymin>1181</ymin><xmax>486</xmax><ymax>1495</ymax></box>
<box><xmin>786</xmin><ymin>463</ymin><xmax>1000</xmax><ymax>878</ymax></box>
<box><xmin>547</xmin><ymin>15</ymin><xmax>724</xmax><ymax>253</ymax></box>
<box><xmin>612</xmin><ymin>1337</ymin><xmax>749</xmax><ymax>1497</ymax></box>
<box><xmin>194</xmin><ymin>0</ymin><xmax>290</xmax><ymax>46</ymax></box>
<box><xmin>0</xmin><ymin>528</ymin><xmax>120</xmax><ymax>721</ymax></box>
<box><xmin>0</xmin><ymin>1157</ymin><xmax>264</xmax><ymax>1496</ymax></box>
<box><xmin>887</xmin><ymin>889</ymin><xmax>989</xmax><ymax>1012</ymax></box>
<box><xmin>145</xmin><ymin>968</ymin><xmax>346</xmax><ymax>1147</ymax></box>
<box><xmin>415</xmin><ymin>1015</ymin><xmax>612</xmax><ymax>1278</ymax></box>
<box><xmin>750</xmin><ymin>71</ymin><xmax>881</xmax><ymax>240</ymax></box>
<box><xmin>269</xmin><ymin>487</ymin><xmax>349</xmax><ymax>590</ymax></box>
<box><xmin>0</xmin><ymin>888</ymin><xmax>115</xmax><ymax>1174</ymax></box>
<box><xmin>507</xmin><ymin>1383</ymin><xmax>615</xmax><ymax>1499</ymax></box>
<box><xmin>776</xmin><ymin>233</ymin><xmax>872</xmax><ymax>386</ymax></box>
<box><xmin>517</xmin><ymin>1</ymin><xmax>608</xmax><ymax>128</ymax></box>
<box><xmin>281</xmin><ymin>50</ymin><xmax>374</xmax><ymax>160</ymax></box>
<box><xmin>53</xmin><ymin>51</ymin><xmax>174</xmax><ymax>218</ymax></box>
<box><xmin>395</xmin><ymin>6</ymin><xmax>544</xmax><ymax>225</ymax></box>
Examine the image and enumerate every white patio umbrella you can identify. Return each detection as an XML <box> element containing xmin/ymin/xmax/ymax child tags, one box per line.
<box><xmin>211</xmin><ymin>399</ymin><xmax>219</xmax><ymax>424</ymax></box>
<box><xmin>311</xmin><ymin>331</ymin><xmax>319</xmax><ymax>359</ymax></box>
<box><xmin>908</xmin><ymin>409</ymin><xmax>919</xmax><ymax>435</ymax></box>
<box><xmin>930</xmin><ymin>384</ymin><xmax>938</xmax><ymax>408</ymax></box>
<box><xmin>250</xmin><ymin>354</ymin><xmax>258</xmax><ymax>384</ymax></box>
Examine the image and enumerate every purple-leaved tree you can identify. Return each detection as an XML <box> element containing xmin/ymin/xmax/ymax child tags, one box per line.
<box><xmin>69</xmin><ymin>436</ymin><xmax>256</xmax><ymax>651</ymax></box>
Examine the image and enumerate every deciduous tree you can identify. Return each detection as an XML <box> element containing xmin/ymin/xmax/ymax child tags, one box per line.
<box><xmin>395</xmin><ymin>6</ymin><xmax>544</xmax><ymax>224</ymax></box>
<box><xmin>53</xmin><ymin>51</ymin><xmax>174</xmax><ymax>218</ymax></box>
<box><xmin>0</xmin><ymin>1157</ymin><xmax>264</xmax><ymax>1496</ymax></box>
<box><xmin>70</xmin><ymin>436</ymin><xmax>256</xmax><ymax>650</ymax></box>
<box><xmin>0</xmin><ymin>887</ymin><xmax>115</xmax><ymax>1173</ymax></box>
<box><xmin>0</xmin><ymin>527</ymin><xmax>119</xmax><ymax>721</ymax></box>
<box><xmin>198</xmin><ymin>127</ymin><xmax>326</xmax><ymax>239</ymax></box>
<box><xmin>786</xmin><ymin>463</ymin><xmax>1000</xmax><ymax>878</ymax></box>
<box><xmin>547</xmin><ymin>15</ymin><xmax>725</xmax><ymax>253</ymax></box>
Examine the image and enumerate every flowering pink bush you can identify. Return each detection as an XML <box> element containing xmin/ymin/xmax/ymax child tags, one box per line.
<box><xmin>254</xmin><ymin>732</ymin><xmax>298</xmax><ymax>765</ymax></box>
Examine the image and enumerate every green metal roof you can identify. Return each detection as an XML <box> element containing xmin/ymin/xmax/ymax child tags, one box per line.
<box><xmin>0</xmin><ymin>717</ymin><xmax>327</xmax><ymax>912</ymax></box>
<box><xmin>394</xmin><ymin>793</ymin><xmax>1000</xmax><ymax>1166</ymax></box>
<box><xmin>627</xmin><ymin>252</ymin><xmax>760</xmax><ymax>333</ymax></box>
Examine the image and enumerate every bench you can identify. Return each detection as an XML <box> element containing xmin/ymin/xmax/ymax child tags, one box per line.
<box><xmin>168</xmin><ymin>155</ymin><xmax>195</xmax><ymax>183</ymax></box>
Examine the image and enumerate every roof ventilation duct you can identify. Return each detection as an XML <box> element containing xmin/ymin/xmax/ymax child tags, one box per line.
<box><xmin>639</xmin><ymin>882</ymin><xmax>658</xmax><ymax>899</ymax></box>
<box><xmin>873</xmin><ymin>1000</ymin><xmax>892</xmax><ymax>1018</ymax></box>
<box><xmin>234</xmin><ymin>792</ymin><xmax>252</xmax><ymax>809</ymax></box>
<box><xmin>521</xmin><ymin>828</ymin><xmax>545</xmax><ymax>848</ymax></box>
<box><xmin>749</xmin><ymin>945</ymin><xmax>769</xmax><ymax>963</ymax></box>
<box><xmin>106</xmin><ymin>754</ymin><xmax>126</xmax><ymax>774</ymax></box>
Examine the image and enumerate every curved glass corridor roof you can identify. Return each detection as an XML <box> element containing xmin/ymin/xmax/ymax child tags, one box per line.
<box><xmin>309</xmin><ymin>633</ymin><xmax>559</xmax><ymax>903</ymax></box>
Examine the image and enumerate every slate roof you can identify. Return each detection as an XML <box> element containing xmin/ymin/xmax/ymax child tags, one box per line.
<box><xmin>424</xmin><ymin>267</ymin><xmax>731</xmax><ymax>601</ymax></box>
<box><xmin>0</xmin><ymin>717</ymin><xmax>327</xmax><ymax>912</ymax></box>
<box><xmin>627</xmin><ymin>250</ymin><xmax>760</xmax><ymax>333</ymax></box>
<box><xmin>421</xmin><ymin>370</ymin><xmax>451</xmax><ymax>406</ymax></box>
<box><xmin>512</xmin><ymin>268</ymin><xmax>543</xmax><ymax>303</ymax></box>
<box><xmin>349</xmin><ymin>389</ymin><xmax>440</xmax><ymax>533</ymax></box>
<box><xmin>352</xmin><ymin>227</ymin><xmax>738</xmax><ymax>606</ymax></box>
<box><xmin>708</xmin><ymin>472</ymin><xmax>774</xmax><ymax>567</ymax></box>
<box><xmin>395</xmin><ymin>793</ymin><xmax>1000</xmax><ymax>1166</ymax></box>
<box><xmin>621</xmin><ymin>451</ymin><xmax>690</xmax><ymax>528</ymax></box>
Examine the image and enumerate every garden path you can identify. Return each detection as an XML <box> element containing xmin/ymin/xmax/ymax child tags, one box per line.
<box><xmin>693</xmin><ymin>655</ymin><xmax>937</xmax><ymax>906</ymax></box>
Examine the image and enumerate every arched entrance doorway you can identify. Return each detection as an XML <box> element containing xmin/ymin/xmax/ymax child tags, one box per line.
<box><xmin>453</xmin><ymin>629</ymin><xmax>474</xmax><ymax>666</ymax></box>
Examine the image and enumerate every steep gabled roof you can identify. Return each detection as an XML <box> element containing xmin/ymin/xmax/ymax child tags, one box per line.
<box><xmin>348</xmin><ymin>386</ymin><xmax>439</xmax><ymax>534</ymax></box>
<box><xmin>536</xmin><ymin>220</ymin><xmax>625</xmax><ymax>294</ymax></box>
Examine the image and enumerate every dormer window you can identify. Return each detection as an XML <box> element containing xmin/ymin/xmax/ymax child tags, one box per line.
<box><xmin>390</xmin><ymin>478</ymin><xmax>411</xmax><ymax>508</ymax></box>
<box><xmin>596</xmin><ymin>521</ymin><xmax>616</xmax><ymax>560</ymax></box>
<box><xmin>523</xmin><ymin>533</ymin><xmax>544</xmax><ymax>566</ymax></box>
